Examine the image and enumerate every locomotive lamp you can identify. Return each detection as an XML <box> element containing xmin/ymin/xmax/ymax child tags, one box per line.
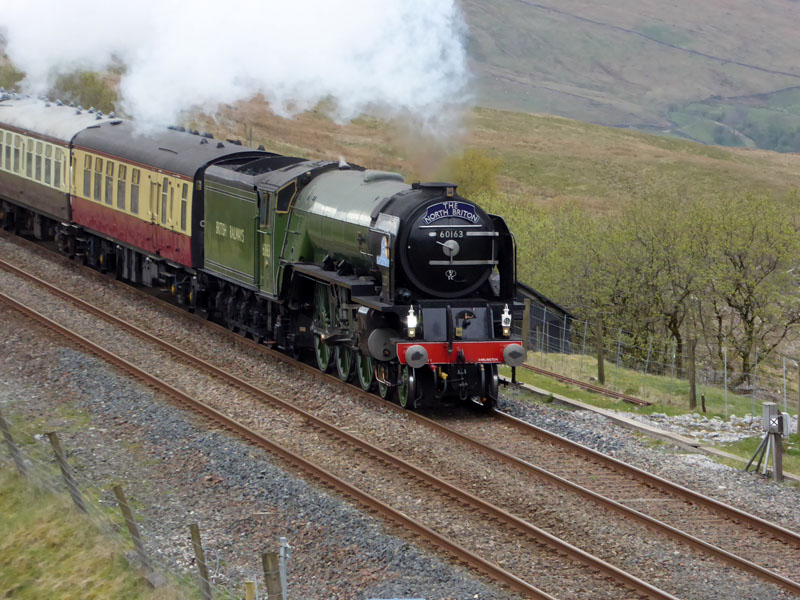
<box><xmin>406</xmin><ymin>305</ymin><xmax>418</xmax><ymax>338</ymax></box>
<box><xmin>501</xmin><ymin>304</ymin><xmax>512</xmax><ymax>337</ymax></box>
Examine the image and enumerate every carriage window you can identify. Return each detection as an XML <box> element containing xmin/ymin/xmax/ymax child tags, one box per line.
<box><xmin>130</xmin><ymin>169</ymin><xmax>140</xmax><ymax>214</ymax></box>
<box><xmin>180</xmin><ymin>183</ymin><xmax>188</xmax><ymax>231</ymax></box>
<box><xmin>54</xmin><ymin>148</ymin><xmax>63</xmax><ymax>189</ymax></box>
<box><xmin>94</xmin><ymin>157</ymin><xmax>103</xmax><ymax>202</ymax></box>
<box><xmin>5</xmin><ymin>133</ymin><xmax>11</xmax><ymax>170</ymax></box>
<box><xmin>14</xmin><ymin>136</ymin><xmax>22</xmax><ymax>173</ymax></box>
<box><xmin>44</xmin><ymin>145</ymin><xmax>52</xmax><ymax>185</ymax></box>
<box><xmin>83</xmin><ymin>155</ymin><xmax>92</xmax><ymax>196</ymax></box>
<box><xmin>105</xmin><ymin>161</ymin><xmax>114</xmax><ymax>205</ymax></box>
<box><xmin>161</xmin><ymin>177</ymin><xmax>168</xmax><ymax>224</ymax></box>
<box><xmin>35</xmin><ymin>142</ymin><xmax>43</xmax><ymax>181</ymax></box>
<box><xmin>25</xmin><ymin>140</ymin><xmax>32</xmax><ymax>177</ymax></box>
<box><xmin>117</xmin><ymin>165</ymin><xmax>127</xmax><ymax>210</ymax></box>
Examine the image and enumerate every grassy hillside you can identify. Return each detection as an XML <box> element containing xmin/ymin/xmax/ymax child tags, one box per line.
<box><xmin>0</xmin><ymin>468</ymin><xmax>182</xmax><ymax>600</ymax></box>
<box><xmin>209</xmin><ymin>101</ymin><xmax>800</xmax><ymax>214</ymax></box>
<box><xmin>461</xmin><ymin>0</ymin><xmax>800</xmax><ymax>150</ymax></box>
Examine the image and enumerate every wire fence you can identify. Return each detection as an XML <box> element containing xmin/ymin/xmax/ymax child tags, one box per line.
<box><xmin>515</xmin><ymin>301</ymin><xmax>800</xmax><ymax>418</ymax></box>
<box><xmin>0</xmin><ymin>411</ymin><xmax>287</xmax><ymax>600</ymax></box>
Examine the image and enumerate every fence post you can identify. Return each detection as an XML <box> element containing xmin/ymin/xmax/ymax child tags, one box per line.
<box><xmin>724</xmin><ymin>346</ymin><xmax>728</xmax><ymax>418</ymax></box>
<box><xmin>262</xmin><ymin>551</ymin><xmax>283</xmax><ymax>599</ymax></box>
<box><xmin>669</xmin><ymin>341</ymin><xmax>676</xmax><ymax>398</ymax></box>
<box><xmin>688</xmin><ymin>339</ymin><xmax>697</xmax><ymax>410</ymax></box>
<box><xmin>783</xmin><ymin>356</ymin><xmax>787</xmax><ymax>413</ymax></box>
<box><xmin>279</xmin><ymin>537</ymin><xmax>291</xmax><ymax>599</ymax></box>
<box><xmin>578</xmin><ymin>320</ymin><xmax>588</xmax><ymax>378</ymax></box>
<box><xmin>541</xmin><ymin>306</ymin><xmax>548</xmax><ymax>363</ymax></box>
<box><xmin>752</xmin><ymin>349</ymin><xmax>759</xmax><ymax>418</ymax></box>
<box><xmin>521</xmin><ymin>298</ymin><xmax>531</xmax><ymax>352</ymax></box>
<box><xmin>113</xmin><ymin>485</ymin><xmax>165</xmax><ymax>588</ymax></box>
<box><xmin>614</xmin><ymin>328</ymin><xmax>622</xmax><ymax>387</ymax></box>
<box><xmin>642</xmin><ymin>336</ymin><xmax>653</xmax><ymax>396</ymax></box>
<box><xmin>244</xmin><ymin>581</ymin><xmax>256</xmax><ymax>600</ymax></box>
<box><xmin>47</xmin><ymin>432</ymin><xmax>86</xmax><ymax>513</ymax></box>
<box><xmin>0</xmin><ymin>410</ymin><xmax>27</xmax><ymax>478</ymax></box>
<box><xmin>190</xmin><ymin>523</ymin><xmax>213</xmax><ymax>600</ymax></box>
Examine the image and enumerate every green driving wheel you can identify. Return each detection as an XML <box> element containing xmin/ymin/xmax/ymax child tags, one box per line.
<box><xmin>355</xmin><ymin>351</ymin><xmax>374</xmax><ymax>391</ymax></box>
<box><xmin>313</xmin><ymin>284</ymin><xmax>332</xmax><ymax>372</ymax></box>
<box><xmin>335</xmin><ymin>345</ymin><xmax>354</xmax><ymax>382</ymax></box>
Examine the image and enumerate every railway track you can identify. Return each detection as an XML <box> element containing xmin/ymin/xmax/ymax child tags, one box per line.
<box><xmin>518</xmin><ymin>362</ymin><xmax>651</xmax><ymax>405</ymax></box>
<box><xmin>2</xmin><ymin>235</ymin><xmax>800</xmax><ymax>598</ymax></box>
<box><xmin>0</xmin><ymin>256</ymin><xmax>678</xmax><ymax>599</ymax></box>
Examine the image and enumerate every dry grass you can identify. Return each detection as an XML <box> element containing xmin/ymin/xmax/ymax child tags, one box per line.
<box><xmin>198</xmin><ymin>100</ymin><xmax>800</xmax><ymax>216</ymax></box>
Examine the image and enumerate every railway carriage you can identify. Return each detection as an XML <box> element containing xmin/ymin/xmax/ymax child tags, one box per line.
<box><xmin>0</xmin><ymin>93</ymin><xmax>525</xmax><ymax>409</ymax></box>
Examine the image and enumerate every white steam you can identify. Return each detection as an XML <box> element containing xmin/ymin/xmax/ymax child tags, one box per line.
<box><xmin>1</xmin><ymin>1</ymin><xmax>470</xmax><ymax>133</ymax></box>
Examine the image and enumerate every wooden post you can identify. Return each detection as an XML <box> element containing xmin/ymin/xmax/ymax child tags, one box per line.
<box><xmin>771</xmin><ymin>431</ymin><xmax>783</xmax><ymax>482</ymax></box>
<box><xmin>190</xmin><ymin>523</ymin><xmax>213</xmax><ymax>600</ymax></box>
<box><xmin>262</xmin><ymin>551</ymin><xmax>282</xmax><ymax>599</ymax></box>
<box><xmin>244</xmin><ymin>581</ymin><xmax>256</xmax><ymax>600</ymax></box>
<box><xmin>521</xmin><ymin>298</ymin><xmax>531</xmax><ymax>352</ymax></box>
<box><xmin>688</xmin><ymin>338</ymin><xmax>697</xmax><ymax>410</ymax></box>
<box><xmin>47</xmin><ymin>432</ymin><xmax>86</xmax><ymax>513</ymax></box>
<box><xmin>0</xmin><ymin>411</ymin><xmax>27</xmax><ymax>478</ymax></box>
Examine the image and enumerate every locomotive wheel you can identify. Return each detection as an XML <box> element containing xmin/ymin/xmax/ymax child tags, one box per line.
<box><xmin>397</xmin><ymin>366</ymin><xmax>416</xmax><ymax>409</ymax></box>
<box><xmin>313</xmin><ymin>284</ymin><xmax>333</xmax><ymax>372</ymax></box>
<box><xmin>334</xmin><ymin>346</ymin><xmax>354</xmax><ymax>382</ymax></box>
<box><xmin>377</xmin><ymin>363</ymin><xmax>390</xmax><ymax>399</ymax></box>
<box><xmin>355</xmin><ymin>351</ymin><xmax>375</xmax><ymax>391</ymax></box>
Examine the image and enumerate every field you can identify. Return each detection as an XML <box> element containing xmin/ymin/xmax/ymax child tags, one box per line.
<box><xmin>209</xmin><ymin>101</ymin><xmax>800</xmax><ymax>214</ymax></box>
<box><xmin>461</xmin><ymin>0</ymin><xmax>800</xmax><ymax>148</ymax></box>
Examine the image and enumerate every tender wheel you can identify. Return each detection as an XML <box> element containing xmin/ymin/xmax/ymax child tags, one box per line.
<box><xmin>334</xmin><ymin>345</ymin><xmax>354</xmax><ymax>382</ymax></box>
<box><xmin>356</xmin><ymin>351</ymin><xmax>375</xmax><ymax>392</ymax></box>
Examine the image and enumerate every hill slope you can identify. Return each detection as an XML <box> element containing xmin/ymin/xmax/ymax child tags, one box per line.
<box><xmin>461</xmin><ymin>0</ymin><xmax>800</xmax><ymax>150</ymax></box>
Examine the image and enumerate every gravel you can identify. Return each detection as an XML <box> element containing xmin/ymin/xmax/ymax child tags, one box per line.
<box><xmin>2</xmin><ymin>235</ymin><xmax>800</xmax><ymax>599</ymax></box>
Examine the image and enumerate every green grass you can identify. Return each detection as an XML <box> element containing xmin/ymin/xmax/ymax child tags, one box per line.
<box><xmin>502</xmin><ymin>351</ymin><xmax>793</xmax><ymax>421</ymax></box>
<box><xmin>719</xmin><ymin>433</ymin><xmax>800</xmax><ymax>476</ymax></box>
<box><xmin>0</xmin><ymin>467</ymin><xmax>189</xmax><ymax>600</ymax></box>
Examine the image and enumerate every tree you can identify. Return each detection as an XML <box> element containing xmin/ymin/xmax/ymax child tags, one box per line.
<box><xmin>50</xmin><ymin>71</ymin><xmax>117</xmax><ymax>113</ymax></box>
<box><xmin>444</xmin><ymin>149</ymin><xmax>501</xmax><ymax>198</ymax></box>
<box><xmin>699</xmin><ymin>193</ymin><xmax>800</xmax><ymax>383</ymax></box>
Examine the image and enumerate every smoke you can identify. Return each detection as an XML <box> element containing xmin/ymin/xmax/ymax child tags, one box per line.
<box><xmin>0</xmin><ymin>1</ymin><xmax>470</xmax><ymax>135</ymax></box>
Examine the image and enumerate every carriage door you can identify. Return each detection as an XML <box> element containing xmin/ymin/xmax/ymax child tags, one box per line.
<box><xmin>258</xmin><ymin>190</ymin><xmax>274</xmax><ymax>295</ymax></box>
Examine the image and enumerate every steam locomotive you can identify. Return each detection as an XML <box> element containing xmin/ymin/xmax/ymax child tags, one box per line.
<box><xmin>0</xmin><ymin>94</ymin><xmax>525</xmax><ymax>408</ymax></box>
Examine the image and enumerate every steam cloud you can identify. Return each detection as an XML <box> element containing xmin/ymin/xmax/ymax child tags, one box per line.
<box><xmin>1</xmin><ymin>1</ymin><xmax>470</xmax><ymax>133</ymax></box>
